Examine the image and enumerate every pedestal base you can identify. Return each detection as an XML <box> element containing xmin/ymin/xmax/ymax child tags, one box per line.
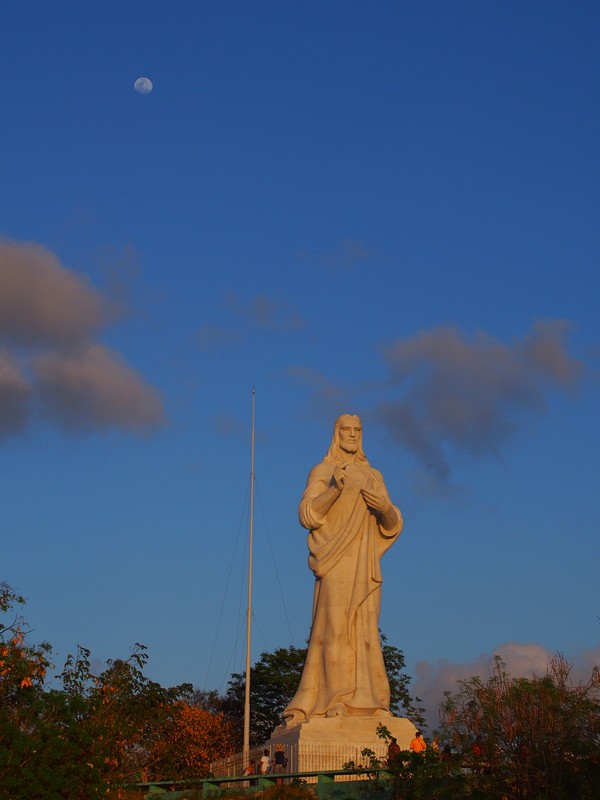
<box><xmin>267</xmin><ymin>715</ymin><xmax>416</xmax><ymax>773</ymax></box>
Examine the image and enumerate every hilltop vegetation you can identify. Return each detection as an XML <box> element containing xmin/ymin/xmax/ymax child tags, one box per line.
<box><xmin>2</xmin><ymin>582</ymin><xmax>598</xmax><ymax>799</ymax></box>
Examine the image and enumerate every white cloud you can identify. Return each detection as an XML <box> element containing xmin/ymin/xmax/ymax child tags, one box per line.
<box><xmin>413</xmin><ymin>641</ymin><xmax>600</xmax><ymax>729</ymax></box>
<box><xmin>0</xmin><ymin>239</ymin><xmax>165</xmax><ymax>439</ymax></box>
<box><xmin>33</xmin><ymin>344</ymin><xmax>164</xmax><ymax>431</ymax></box>
<box><xmin>0</xmin><ymin>239</ymin><xmax>113</xmax><ymax>347</ymax></box>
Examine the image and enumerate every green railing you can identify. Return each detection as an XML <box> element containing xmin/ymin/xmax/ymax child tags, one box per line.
<box><xmin>133</xmin><ymin>767</ymin><xmax>391</xmax><ymax>799</ymax></box>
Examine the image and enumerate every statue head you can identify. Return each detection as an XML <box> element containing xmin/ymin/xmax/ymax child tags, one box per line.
<box><xmin>324</xmin><ymin>414</ymin><xmax>369</xmax><ymax>464</ymax></box>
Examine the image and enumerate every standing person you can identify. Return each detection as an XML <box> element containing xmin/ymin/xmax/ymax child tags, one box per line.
<box><xmin>409</xmin><ymin>731</ymin><xmax>427</xmax><ymax>754</ymax></box>
<box><xmin>273</xmin><ymin>744</ymin><xmax>287</xmax><ymax>773</ymax></box>
<box><xmin>387</xmin><ymin>736</ymin><xmax>401</xmax><ymax>765</ymax></box>
<box><xmin>284</xmin><ymin>415</ymin><xmax>403</xmax><ymax>725</ymax></box>
<box><xmin>259</xmin><ymin>749</ymin><xmax>270</xmax><ymax>774</ymax></box>
<box><xmin>273</xmin><ymin>744</ymin><xmax>287</xmax><ymax>783</ymax></box>
<box><xmin>440</xmin><ymin>745</ymin><xmax>453</xmax><ymax>775</ymax></box>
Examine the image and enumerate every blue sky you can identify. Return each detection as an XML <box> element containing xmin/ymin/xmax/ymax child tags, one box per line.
<box><xmin>2</xmin><ymin>1</ymin><xmax>599</xmax><ymax>726</ymax></box>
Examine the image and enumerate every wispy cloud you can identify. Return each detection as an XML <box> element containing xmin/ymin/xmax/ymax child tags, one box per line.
<box><xmin>0</xmin><ymin>350</ymin><xmax>31</xmax><ymax>436</ymax></box>
<box><xmin>295</xmin><ymin>238</ymin><xmax>378</xmax><ymax>270</ymax></box>
<box><xmin>289</xmin><ymin>320</ymin><xmax>583</xmax><ymax>488</ymax></box>
<box><xmin>225</xmin><ymin>292</ymin><xmax>305</xmax><ymax>331</ymax></box>
<box><xmin>287</xmin><ymin>366</ymin><xmax>353</xmax><ymax>422</ymax></box>
<box><xmin>414</xmin><ymin>641</ymin><xmax>600</xmax><ymax>729</ymax></box>
<box><xmin>91</xmin><ymin>242</ymin><xmax>142</xmax><ymax>314</ymax></box>
<box><xmin>194</xmin><ymin>292</ymin><xmax>305</xmax><ymax>353</ymax></box>
<box><xmin>194</xmin><ymin>324</ymin><xmax>241</xmax><ymax>353</ymax></box>
<box><xmin>376</xmin><ymin>320</ymin><xmax>583</xmax><ymax>481</ymax></box>
<box><xmin>0</xmin><ymin>239</ymin><xmax>164</xmax><ymax>440</ymax></box>
<box><xmin>214</xmin><ymin>413</ymin><xmax>245</xmax><ymax>438</ymax></box>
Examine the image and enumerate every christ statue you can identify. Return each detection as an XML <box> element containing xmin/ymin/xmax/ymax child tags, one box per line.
<box><xmin>284</xmin><ymin>414</ymin><xmax>403</xmax><ymax>726</ymax></box>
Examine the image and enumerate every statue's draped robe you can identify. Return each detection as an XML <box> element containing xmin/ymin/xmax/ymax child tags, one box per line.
<box><xmin>284</xmin><ymin>462</ymin><xmax>402</xmax><ymax>725</ymax></box>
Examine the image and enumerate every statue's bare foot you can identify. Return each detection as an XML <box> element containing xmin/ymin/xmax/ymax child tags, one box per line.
<box><xmin>325</xmin><ymin>703</ymin><xmax>346</xmax><ymax>718</ymax></box>
<box><xmin>284</xmin><ymin>711</ymin><xmax>305</xmax><ymax>728</ymax></box>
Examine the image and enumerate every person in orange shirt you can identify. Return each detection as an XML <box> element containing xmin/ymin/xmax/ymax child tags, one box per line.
<box><xmin>409</xmin><ymin>731</ymin><xmax>427</xmax><ymax>754</ymax></box>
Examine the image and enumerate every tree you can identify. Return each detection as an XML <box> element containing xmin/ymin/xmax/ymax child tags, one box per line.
<box><xmin>190</xmin><ymin>687</ymin><xmax>227</xmax><ymax>714</ymax></box>
<box><xmin>0</xmin><ymin>582</ymin><xmax>51</xmax><ymax>703</ymax></box>
<box><xmin>58</xmin><ymin>644</ymin><xmax>194</xmax><ymax>786</ymax></box>
<box><xmin>1</xmin><ymin>583</ymin><xmax>234</xmax><ymax>796</ymax></box>
<box><xmin>439</xmin><ymin>654</ymin><xmax>600</xmax><ymax>800</ymax></box>
<box><xmin>344</xmin><ymin>723</ymin><xmax>464</xmax><ymax>800</ymax></box>
<box><xmin>151</xmin><ymin>702</ymin><xmax>236</xmax><ymax>779</ymax></box>
<box><xmin>0</xmin><ymin>583</ymin><xmax>79</xmax><ymax>800</ymax></box>
<box><xmin>382</xmin><ymin>633</ymin><xmax>426</xmax><ymax>729</ymax></box>
<box><xmin>223</xmin><ymin>645</ymin><xmax>307</xmax><ymax>747</ymax></box>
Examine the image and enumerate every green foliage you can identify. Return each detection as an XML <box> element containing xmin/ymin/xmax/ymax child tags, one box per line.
<box><xmin>218</xmin><ymin>785</ymin><xmax>314</xmax><ymax>800</ymax></box>
<box><xmin>384</xmin><ymin>749</ymin><xmax>463</xmax><ymax>800</ymax></box>
<box><xmin>1</xmin><ymin>586</ymin><xmax>101</xmax><ymax>799</ymax></box>
<box><xmin>0</xmin><ymin>583</ymin><xmax>224</xmax><ymax>797</ymax></box>
<box><xmin>439</xmin><ymin>654</ymin><xmax>600</xmax><ymax>799</ymax></box>
<box><xmin>57</xmin><ymin>643</ymin><xmax>195</xmax><ymax>785</ymax></box>
<box><xmin>190</xmin><ymin>687</ymin><xmax>226</xmax><ymax>714</ymax></box>
<box><xmin>0</xmin><ymin>581</ymin><xmax>25</xmax><ymax>614</ymax></box>
<box><xmin>344</xmin><ymin>729</ymin><xmax>464</xmax><ymax>800</ymax></box>
<box><xmin>381</xmin><ymin>633</ymin><xmax>426</xmax><ymax>729</ymax></box>
<box><xmin>263</xmin><ymin>786</ymin><xmax>314</xmax><ymax>800</ymax></box>
<box><xmin>8</xmin><ymin>576</ymin><xmax>600</xmax><ymax>800</ymax></box>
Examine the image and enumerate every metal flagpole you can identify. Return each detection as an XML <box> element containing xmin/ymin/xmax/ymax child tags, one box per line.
<box><xmin>243</xmin><ymin>387</ymin><xmax>255</xmax><ymax>763</ymax></box>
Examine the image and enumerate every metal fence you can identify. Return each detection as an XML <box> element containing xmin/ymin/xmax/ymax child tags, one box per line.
<box><xmin>211</xmin><ymin>742</ymin><xmax>390</xmax><ymax>780</ymax></box>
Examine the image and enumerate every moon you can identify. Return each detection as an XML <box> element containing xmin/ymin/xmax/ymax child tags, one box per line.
<box><xmin>134</xmin><ymin>77</ymin><xmax>153</xmax><ymax>95</ymax></box>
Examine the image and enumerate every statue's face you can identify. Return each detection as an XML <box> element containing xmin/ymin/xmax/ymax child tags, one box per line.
<box><xmin>338</xmin><ymin>421</ymin><xmax>362</xmax><ymax>454</ymax></box>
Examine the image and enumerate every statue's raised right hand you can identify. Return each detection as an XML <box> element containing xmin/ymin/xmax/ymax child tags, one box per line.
<box><xmin>331</xmin><ymin>463</ymin><xmax>348</xmax><ymax>491</ymax></box>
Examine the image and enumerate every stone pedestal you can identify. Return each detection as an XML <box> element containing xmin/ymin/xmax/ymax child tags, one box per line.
<box><xmin>267</xmin><ymin>716</ymin><xmax>416</xmax><ymax>773</ymax></box>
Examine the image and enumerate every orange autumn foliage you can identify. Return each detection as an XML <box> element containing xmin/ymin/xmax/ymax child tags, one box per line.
<box><xmin>0</xmin><ymin>629</ymin><xmax>49</xmax><ymax>694</ymax></box>
<box><xmin>151</xmin><ymin>702</ymin><xmax>235</xmax><ymax>780</ymax></box>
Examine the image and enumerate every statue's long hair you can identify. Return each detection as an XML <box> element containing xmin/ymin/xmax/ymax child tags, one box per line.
<box><xmin>323</xmin><ymin>414</ymin><xmax>370</xmax><ymax>465</ymax></box>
